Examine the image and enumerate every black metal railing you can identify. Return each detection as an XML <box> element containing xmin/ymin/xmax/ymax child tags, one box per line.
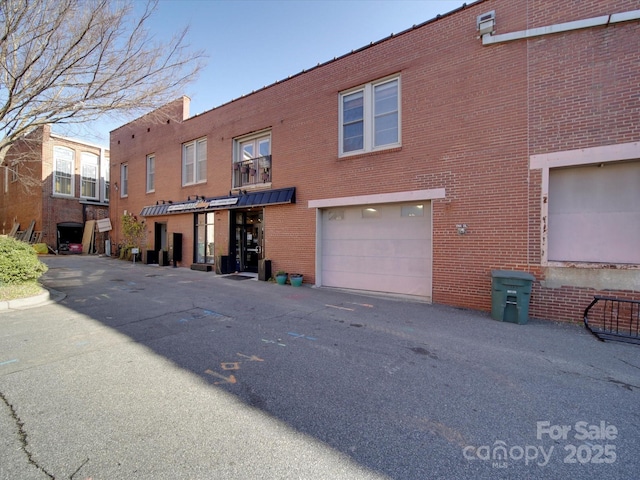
<box><xmin>584</xmin><ymin>295</ymin><xmax>640</xmax><ymax>344</ymax></box>
<box><xmin>233</xmin><ymin>155</ymin><xmax>271</xmax><ymax>188</ymax></box>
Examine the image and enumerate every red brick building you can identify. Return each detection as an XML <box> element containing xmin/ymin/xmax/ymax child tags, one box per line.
<box><xmin>0</xmin><ymin>125</ymin><xmax>110</xmax><ymax>253</ymax></box>
<box><xmin>109</xmin><ymin>0</ymin><xmax>640</xmax><ymax>323</ymax></box>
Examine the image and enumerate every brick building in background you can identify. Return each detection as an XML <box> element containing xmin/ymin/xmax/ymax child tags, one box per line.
<box><xmin>0</xmin><ymin>125</ymin><xmax>110</xmax><ymax>253</ymax></box>
<box><xmin>109</xmin><ymin>0</ymin><xmax>640</xmax><ymax>323</ymax></box>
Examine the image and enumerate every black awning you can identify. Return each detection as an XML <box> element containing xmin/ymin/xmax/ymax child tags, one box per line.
<box><xmin>236</xmin><ymin>187</ymin><xmax>295</xmax><ymax>208</ymax></box>
<box><xmin>140</xmin><ymin>187</ymin><xmax>295</xmax><ymax>217</ymax></box>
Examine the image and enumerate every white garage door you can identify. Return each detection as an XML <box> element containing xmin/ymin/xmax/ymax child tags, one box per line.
<box><xmin>321</xmin><ymin>202</ymin><xmax>432</xmax><ymax>298</ymax></box>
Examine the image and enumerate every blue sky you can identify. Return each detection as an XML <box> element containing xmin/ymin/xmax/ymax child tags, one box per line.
<box><xmin>64</xmin><ymin>0</ymin><xmax>467</xmax><ymax>145</ymax></box>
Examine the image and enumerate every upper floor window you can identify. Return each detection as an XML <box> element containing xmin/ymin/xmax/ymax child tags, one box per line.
<box><xmin>233</xmin><ymin>132</ymin><xmax>271</xmax><ymax>188</ymax></box>
<box><xmin>146</xmin><ymin>154</ymin><xmax>155</xmax><ymax>193</ymax></box>
<box><xmin>80</xmin><ymin>152</ymin><xmax>99</xmax><ymax>200</ymax></box>
<box><xmin>53</xmin><ymin>146</ymin><xmax>74</xmax><ymax>196</ymax></box>
<box><xmin>3</xmin><ymin>166</ymin><xmax>8</xmax><ymax>193</ymax></box>
<box><xmin>120</xmin><ymin>163</ymin><xmax>128</xmax><ymax>197</ymax></box>
<box><xmin>339</xmin><ymin>76</ymin><xmax>400</xmax><ymax>156</ymax></box>
<box><xmin>182</xmin><ymin>138</ymin><xmax>206</xmax><ymax>186</ymax></box>
<box><xmin>103</xmin><ymin>159</ymin><xmax>110</xmax><ymax>203</ymax></box>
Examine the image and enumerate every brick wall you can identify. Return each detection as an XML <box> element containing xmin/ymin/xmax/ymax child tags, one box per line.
<box><xmin>109</xmin><ymin>0</ymin><xmax>640</xmax><ymax>323</ymax></box>
<box><xmin>0</xmin><ymin>125</ymin><xmax>109</xmax><ymax>250</ymax></box>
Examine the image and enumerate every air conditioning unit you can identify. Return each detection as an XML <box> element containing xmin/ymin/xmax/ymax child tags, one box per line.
<box><xmin>477</xmin><ymin>11</ymin><xmax>496</xmax><ymax>36</ymax></box>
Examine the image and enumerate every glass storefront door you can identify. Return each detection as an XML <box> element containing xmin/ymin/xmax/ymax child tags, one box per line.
<box><xmin>195</xmin><ymin>212</ymin><xmax>215</xmax><ymax>264</ymax></box>
<box><xmin>234</xmin><ymin>209</ymin><xmax>263</xmax><ymax>272</ymax></box>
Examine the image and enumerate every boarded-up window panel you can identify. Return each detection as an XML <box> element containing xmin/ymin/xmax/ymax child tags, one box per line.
<box><xmin>548</xmin><ymin>161</ymin><xmax>640</xmax><ymax>264</ymax></box>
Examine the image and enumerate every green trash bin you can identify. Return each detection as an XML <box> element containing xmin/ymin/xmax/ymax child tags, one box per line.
<box><xmin>491</xmin><ymin>270</ymin><xmax>535</xmax><ymax>324</ymax></box>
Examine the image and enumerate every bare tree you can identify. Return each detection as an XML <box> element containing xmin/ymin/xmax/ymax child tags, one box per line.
<box><xmin>0</xmin><ymin>0</ymin><xmax>206</xmax><ymax>182</ymax></box>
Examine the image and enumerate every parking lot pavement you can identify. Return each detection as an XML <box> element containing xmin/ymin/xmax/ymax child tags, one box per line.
<box><xmin>0</xmin><ymin>255</ymin><xmax>639</xmax><ymax>479</ymax></box>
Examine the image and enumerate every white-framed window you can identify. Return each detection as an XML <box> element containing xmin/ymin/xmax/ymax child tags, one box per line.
<box><xmin>339</xmin><ymin>76</ymin><xmax>400</xmax><ymax>156</ymax></box>
<box><xmin>120</xmin><ymin>163</ymin><xmax>128</xmax><ymax>197</ymax></box>
<box><xmin>146</xmin><ymin>154</ymin><xmax>155</xmax><ymax>193</ymax></box>
<box><xmin>80</xmin><ymin>152</ymin><xmax>99</xmax><ymax>200</ymax></box>
<box><xmin>10</xmin><ymin>163</ymin><xmax>18</xmax><ymax>183</ymax></box>
<box><xmin>233</xmin><ymin>131</ymin><xmax>271</xmax><ymax>188</ymax></box>
<box><xmin>182</xmin><ymin>138</ymin><xmax>207</xmax><ymax>186</ymax></box>
<box><xmin>401</xmin><ymin>204</ymin><xmax>425</xmax><ymax>217</ymax></box>
<box><xmin>103</xmin><ymin>159</ymin><xmax>110</xmax><ymax>203</ymax></box>
<box><xmin>53</xmin><ymin>146</ymin><xmax>74</xmax><ymax>196</ymax></box>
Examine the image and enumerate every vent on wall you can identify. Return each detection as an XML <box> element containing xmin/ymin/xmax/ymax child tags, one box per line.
<box><xmin>477</xmin><ymin>11</ymin><xmax>496</xmax><ymax>36</ymax></box>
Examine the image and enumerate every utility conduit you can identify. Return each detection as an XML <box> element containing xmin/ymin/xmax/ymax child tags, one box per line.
<box><xmin>482</xmin><ymin>9</ymin><xmax>640</xmax><ymax>45</ymax></box>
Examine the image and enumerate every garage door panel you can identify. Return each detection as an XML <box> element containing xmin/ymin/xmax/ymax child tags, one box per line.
<box><xmin>322</xmin><ymin>238</ymin><xmax>430</xmax><ymax>257</ymax></box>
<box><xmin>323</xmin><ymin>253</ymin><xmax>431</xmax><ymax>276</ymax></box>
<box><xmin>321</xmin><ymin>202</ymin><xmax>432</xmax><ymax>299</ymax></box>
<box><xmin>322</xmin><ymin>270</ymin><xmax>430</xmax><ymax>297</ymax></box>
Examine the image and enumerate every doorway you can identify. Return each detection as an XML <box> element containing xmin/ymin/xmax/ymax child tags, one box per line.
<box><xmin>233</xmin><ymin>209</ymin><xmax>263</xmax><ymax>272</ymax></box>
<box><xmin>154</xmin><ymin>222</ymin><xmax>167</xmax><ymax>251</ymax></box>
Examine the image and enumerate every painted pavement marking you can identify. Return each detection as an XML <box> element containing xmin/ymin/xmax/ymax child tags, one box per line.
<box><xmin>204</xmin><ymin>352</ymin><xmax>265</xmax><ymax>385</ymax></box>
<box><xmin>325</xmin><ymin>304</ymin><xmax>355</xmax><ymax>311</ymax></box>
<box><xmin>204</xmin><ymin>369</ymin><xmax>237</xmax><ymax>384</ymax></box>
<box><xmin>287</xmin><ymin>332</ymin><xmax>317</xmax><ymax>341</ymax></box>
<box><xmin>261</xmin><ymin>338</ymin><xmax>286</xmax><ymax>347</ymax></box>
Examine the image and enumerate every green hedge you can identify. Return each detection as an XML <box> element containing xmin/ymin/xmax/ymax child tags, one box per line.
<box><xmin>0</xmin><ymin>236</ymin><xmax>48</xmax><ymax>285</ymax></box>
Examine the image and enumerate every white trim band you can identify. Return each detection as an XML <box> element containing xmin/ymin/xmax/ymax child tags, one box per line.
<box><xmin>308</xmin><ymin>188</ymin><xmax>446</xmax><ymax>209</ymax></box>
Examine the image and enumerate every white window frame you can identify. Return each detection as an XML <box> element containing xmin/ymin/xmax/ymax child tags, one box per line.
<box><xmin>120</xmin><ymin>163</ymin><xmax>128</xmax><ymax>197</ymax></box>
<box><xmin>102</xmin><ymin>156</ymin><xmax>110</xmax><ymax>203</ymax></box>
<box><xmin>146</xmin><ymin>154</ymin><xmax>155</xmax><ymax>193</ymax></box>
<box><xmin>3</xmin><ymin>166</ymin><xmax>8</xmax><ymax>193</ymax></box>
<box><xmin>232</xmin><ymin>130</ymin><xmax>272</xmax><ymax>188</ymax></box>
<box><xmin>339</xmin><ymin>75</ymin><xmax>401</xmax><ymax>157</ymax></box>
<box><xmin>53</xmin><ymin>146</ymin><xmax>75</xmax><ymax>197</ymax></box>
<box><xmin>182</xmin><ymin>138</ymin><xmax>207</xmax><ymax>186</ymax></box>
<box><xmin>80</xmin><ymin>152</ymin><xmax>99</xmax><ymax>200</ymax></box>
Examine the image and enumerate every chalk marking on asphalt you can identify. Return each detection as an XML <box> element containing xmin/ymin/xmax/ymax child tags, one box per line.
<box><xmin>349</xmin><ymin>302</ymin><xmax>374</xmax><ymax>308</ymax></box>
<box><xmin>237</xmin><ymin>353</ymin><xmax>264</xmax><ymax>362</ymax></box>
<box><xmin>287</xmin><ymin>332</ymin><xmax>317</xmax><ymax>341</ymax></box>
<box><xmin>325</xmin><ymin>304</ymin><xmax>355</xmax><ymax>311</ymax></box>
<box><xmin>204</xmin><ymin>369</ymin><xmax>237</xmax><ymax>384</ymax></box>
<box><xmin>261</xmin><ymin>338</ymin><xmax>286</xmax><ymax>347</ymax></box>
<box><xmin>220</xmin><ymin>362</ymin><xmax>241</xmax><ymax>371</ymax></box>
<box><xmin>0</xmin><ymin>359</ymin><xmax>18</xmax><ymax>366</ymax></box>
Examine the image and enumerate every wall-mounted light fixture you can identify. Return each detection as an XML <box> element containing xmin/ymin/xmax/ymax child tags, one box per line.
<box><xmin>457</xmin><ymin>224</ymin><xmax>468</xmax><ymax>235</ymax></box>
<box><xmin>477</xmin><ymin>11</ymin><xmax>496</xmax><ymax>36</ymax></box>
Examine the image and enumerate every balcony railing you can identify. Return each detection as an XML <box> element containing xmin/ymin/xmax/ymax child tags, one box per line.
<box><xmin>233</xmin><ymin>155</ymin><xmax>271</xmax><ymax>189</ymax></box>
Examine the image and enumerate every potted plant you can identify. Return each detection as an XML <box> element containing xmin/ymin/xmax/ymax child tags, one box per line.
<box><xmin>275</xmin><ymin>270</ymin><xmax>288</xmax><ymax>285</ymax></box>
<box><xmin>290</xmin><ymin>273</ymin><xmax>303</xmax><ymax>287</ymax></box>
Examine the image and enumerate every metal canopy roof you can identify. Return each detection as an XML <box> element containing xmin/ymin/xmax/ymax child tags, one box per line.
<box><xmin>140</xmin><ymin>187</ymin><xmax>295</xmax><ymax>217</ymax></box>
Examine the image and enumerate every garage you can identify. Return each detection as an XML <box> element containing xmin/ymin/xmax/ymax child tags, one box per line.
<box><xmin>320</xmin><ymin>201</ymin><xmax>432</xmax><ymax>298</ymax></box>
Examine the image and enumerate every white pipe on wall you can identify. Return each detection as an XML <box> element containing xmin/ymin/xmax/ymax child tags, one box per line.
<box><xmin>482</xmin><ymin>9</ymin><xmax>640</xmax><ymax>45</ymax></box>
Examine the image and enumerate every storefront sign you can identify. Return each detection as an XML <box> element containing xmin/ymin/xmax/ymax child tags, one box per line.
<box><xmin>167</xmin><ymin>197</ymin><xmax>239</xmax><ymax>213</ymax></box>
<box><xmin>96</xmin><ymin>218</ymin><xmax>112</xmax><ymax>232</ymax></box>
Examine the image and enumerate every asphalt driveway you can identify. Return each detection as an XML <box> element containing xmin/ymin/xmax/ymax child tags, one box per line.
<box><xmin>0</xmin><ymin>255</ymin><xmax>638</xmax><ymax>479</ymax></box>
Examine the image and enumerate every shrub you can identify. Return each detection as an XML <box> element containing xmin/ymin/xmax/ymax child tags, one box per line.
<box><xmin>0</xmin><ymin>236</ymin><xmax>48</xmax><ymax>285</ymax></box>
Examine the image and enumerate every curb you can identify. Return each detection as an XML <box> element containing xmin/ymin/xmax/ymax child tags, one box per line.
<box><xmin>0</xmin><ymin>287</ymin><xmax>66</xmax><ymax>311</ymax></box>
